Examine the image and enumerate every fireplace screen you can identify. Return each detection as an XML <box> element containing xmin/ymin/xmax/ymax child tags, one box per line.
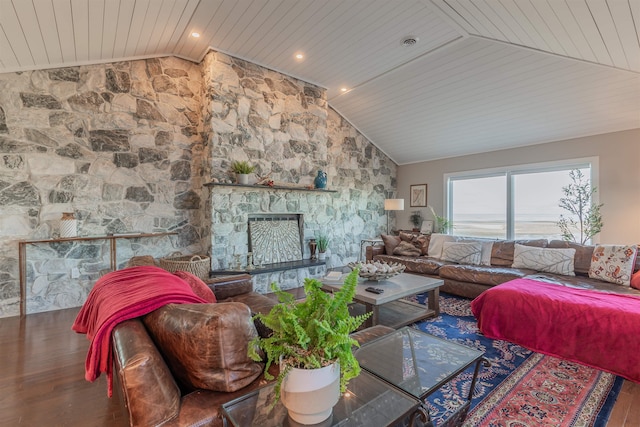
<box><xmin>248</xmin><ymin>214</ymin><xmax>303</xmax><ymax>264</ymax></box>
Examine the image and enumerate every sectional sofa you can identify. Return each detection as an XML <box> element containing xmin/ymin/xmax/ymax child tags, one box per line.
<box><xmin>365</xmin><ymin>233</ymin><xmax>640</xmax><ymax>298</ymax></box>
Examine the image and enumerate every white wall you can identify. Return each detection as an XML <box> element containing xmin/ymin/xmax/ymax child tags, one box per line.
<box><xmin>397</xmin><ymin>129</ymin><xmax>640</xmax><ymax>244</ymax></box>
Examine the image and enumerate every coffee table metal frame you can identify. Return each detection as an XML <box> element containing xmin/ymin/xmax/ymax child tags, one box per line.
<box><xmin>321</xmin><ymin>272</ymin><xmax>443</xmax><ymax>329</ymax></box>
<box><xmin>355</xmin><ymin>327</ymin><xmax>490</xmax><ymax>427</ymax></box>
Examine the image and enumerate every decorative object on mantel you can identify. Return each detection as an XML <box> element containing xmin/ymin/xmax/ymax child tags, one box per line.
<box><xmin>409</xmin><ymin>210</ymin><xmax>423</xmax><ymax>232</ymax></box>
<box><xmin>230</xmin><ymin>160</ymin><xmax>256</xmax><ymax>185</ymax></box>
<box><xmin>248</xmin><ymin>269</ymin><xmax>371</xmax><ymax>424</ymax></box>
<box><xmin>59</xmin><ymin>212</ymin><xmax>78</xmax><ymax>238</ymax></box>
<box><xmin>348</xmin><ymin>260</ymin><xmax>406</xmax><ymax>281</ymax></box>
<box><xmin>317</xmin><ymin>235</ymin><xmax>329</xmax><ymax>261</ymax></box>
<box><xmin>255</xmin><ymin>171</ymin><xmax>274</xmax><ymax>187</ymax></box>
<box><xmin>314</xmin><ymin>170</ymin><xmax>328</xmax><ymax>189</ymax></box>
<box><xmin>384</xmin><ymin>198</ymin><xmax>404</xmax><ymax>234</ymax></box>
<box><xmin>309</xmin><ymin>238</ymin><xmax>317</xmax><ymax>260</ymax></box>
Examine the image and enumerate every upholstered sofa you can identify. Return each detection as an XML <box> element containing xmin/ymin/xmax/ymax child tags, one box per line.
<box><xmin>111</xmin><ymin>272</ymin><xmax>393</xmax><ymax>427</ymax></box>
<box><xmin>366</xmin><ymin>233</ymin><xmax>640</xmax><ymax>299</ymax></box>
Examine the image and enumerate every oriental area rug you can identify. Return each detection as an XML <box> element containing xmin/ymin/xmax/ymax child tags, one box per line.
<box><xmin>410</xmin><ymin>293</ymin><xmax>623</xmax><ymax>427</ymax></box>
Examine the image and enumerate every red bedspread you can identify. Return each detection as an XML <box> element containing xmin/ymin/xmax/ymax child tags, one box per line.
<box><xmin>72</xmin><ymin>266</ymin><xmax>207</xmax><ymax>396</ymax></box>
<box><xmin>471</xmin><ymin>278</ymin><xmax>640</xmax><ymax>383</ymax></box>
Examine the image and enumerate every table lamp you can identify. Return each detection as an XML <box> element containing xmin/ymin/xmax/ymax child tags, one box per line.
<box><xmin>384</xmin><ymin>199</ymin><xmax>404</xmax><ymax>234</ymax></box>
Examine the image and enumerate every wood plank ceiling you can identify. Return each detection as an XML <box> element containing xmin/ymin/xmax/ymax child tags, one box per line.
<box><xmin>0</xmin><ymin>0</ymin><xmax>638</xmax><ymax>164</ymax></box>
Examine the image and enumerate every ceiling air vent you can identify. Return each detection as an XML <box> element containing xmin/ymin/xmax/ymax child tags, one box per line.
<box><xmin>401</xmin><ymin>36</ymin><xmax>419</xmax><ymax>47</ymax></box>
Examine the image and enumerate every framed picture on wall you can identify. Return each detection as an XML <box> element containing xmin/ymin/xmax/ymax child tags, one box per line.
<box><xmin>410</xmin><ymin>184</ymin><xmax>427</xmax><ymax>207</ymax></box>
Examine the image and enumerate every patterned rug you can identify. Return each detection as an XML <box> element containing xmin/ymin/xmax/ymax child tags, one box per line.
<box><xmin>410</xmin><ymin>293</ymin><xmax>623</xmax><ymax>427</ymax></box>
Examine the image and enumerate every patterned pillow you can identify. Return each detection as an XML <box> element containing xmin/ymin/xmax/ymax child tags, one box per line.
<box><xmin>588</xmin><ymin>245</ymin><xmax>638</xmax><ymax>286</ymax></box>
<box><xmin>441</xmin><ymin>242</ymin><xmax>482</xmax><ymax>265</ymax></box>
<box><xmin>512</xmin><ymin>244</ymin><xmax>576</xmax><ymax>276</ymax></box>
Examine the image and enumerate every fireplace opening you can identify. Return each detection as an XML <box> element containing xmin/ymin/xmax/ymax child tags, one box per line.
<box><xmin>248</xmin><ymin>214</ymin><xmax>304</xmax><ymax>265</ymax></box>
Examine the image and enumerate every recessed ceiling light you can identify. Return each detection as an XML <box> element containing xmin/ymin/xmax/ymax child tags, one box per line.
<box><xmin>340</xmin><ymin>87</ymin><xmax>348</xmax><ymax>92</ymax></box>
<box><xmin>295</xmin><ymin>53</ymin><xmax>304</xmax><ymax>60</ymax></box>
<box><xmin>191</xmin><ymin>32</ymin><xmax>200</xmax><ymax>38</ymax></box>
<box><xmin>400</xmin><ymin>36</ymin><xmax>419</xmax><ymax>47</ymax></box>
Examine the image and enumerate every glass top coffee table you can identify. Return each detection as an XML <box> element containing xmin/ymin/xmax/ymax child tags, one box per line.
<box><xmin>222</xmin><ymin>369</ymin><xmax>420</xmax><ymax>427</ymax></box>
<box><xmin>355</xmin><ymin>327</ymin><xmax>488</xmax><ymax>427</ymax></box>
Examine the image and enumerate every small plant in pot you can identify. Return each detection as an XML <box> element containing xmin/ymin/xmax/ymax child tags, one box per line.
<box><xmin>230</xmin><ymin>160</ymin><xmax>256</xmax><ymax>185</ymax></box>
<box><xmin>316</xmin><ymin>235</ymin><xmax>329</xmax><ymax>261</ymax></box>
<box><xmin>248</xmin><ymin>269</ymin><xmax>370</xmax><ymax>424</ymax></box>
<box><xmin>409</xmin><ymin>210</ymin><xmax>423</xmax><ymax>231</ymax></box>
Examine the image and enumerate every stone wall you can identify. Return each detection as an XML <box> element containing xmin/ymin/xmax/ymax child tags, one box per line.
<box><xmin>202</xmin><ymin>51</ymin><xmax>396</xmax><ymax>291</ymax></box>
<box><xmin>0</xmin><ymin>57</ymin><xmax>206</xmax><ymax>317</ymax></box>
<box><xmin>0</xmin><ymin>49</ymin><xmax>398</xmax><ymax>317</ymax></box>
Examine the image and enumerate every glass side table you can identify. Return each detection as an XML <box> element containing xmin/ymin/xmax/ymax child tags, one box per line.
<box><xmin>355</xmin><ymin>327</ymin><xmax>488</xmax><ymax>427</ymax></box>
<box><xmin>222</xmin><ymin>370</ymin><xmax>420</xmax><ymax>427</ymax></box>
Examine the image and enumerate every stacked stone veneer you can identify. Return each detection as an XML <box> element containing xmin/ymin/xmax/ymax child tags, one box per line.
<box><xmin>202</xmin><ymin>51</ymin><xmax>396</xmax><ymax>292</ymax></box>
<box><xmin>0</xmin><ymin>49</ymin><xmax>397</xmax><ymax>317</ymax></box>
<box><xmin>0</xmin><ymin>57</ymin><xmax>206</xmax><ymax>316</ymax></box>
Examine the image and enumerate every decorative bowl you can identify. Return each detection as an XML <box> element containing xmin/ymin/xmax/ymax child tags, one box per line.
<box><xmin>348</xmin><ymin>261</ymin><xmax>406</xmax><ymax>281</ymax></box>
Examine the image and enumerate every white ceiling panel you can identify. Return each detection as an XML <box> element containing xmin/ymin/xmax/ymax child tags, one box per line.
<box><xmin>330</xmin><ymin>37</ymin><xmax>640</xmax><ymax>164</ymax></box>
<box><xmin>0</xmin><ymin>0</ymin><xmax>638</xmax><ymax>164</ymax></box>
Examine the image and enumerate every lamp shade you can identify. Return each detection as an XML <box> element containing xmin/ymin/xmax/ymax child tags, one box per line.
<box><xmin>384</xmin><ymin>199</ymin><xmax>404</xmax><ymax>211</ymax></box>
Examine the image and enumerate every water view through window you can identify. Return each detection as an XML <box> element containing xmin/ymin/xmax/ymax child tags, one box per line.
<box><xmin>449</xmin><ymin>165</ymin><xmax>591</xmax><ymax>240</ymax></box>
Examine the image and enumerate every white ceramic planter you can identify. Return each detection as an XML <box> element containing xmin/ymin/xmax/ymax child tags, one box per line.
<box><xmin>318</xmin><ymin>252</ymin><xmax>326</xmax><ymax>261</ymax></box>
<box><xmin>281</xmin><ymin>363</ymin><xmax>340</xmax><ymax>425</ymax></box>
<box><xmin>237</xmin><ymin>173</ymin><xmax>249</xmax><ymax>185</ymax></box>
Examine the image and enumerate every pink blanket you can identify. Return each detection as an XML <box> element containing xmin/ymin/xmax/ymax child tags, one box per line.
<box><xmin>471</xmin><ymin>278</ymin><xmax>640</xmax><ymax>383</ymax></box>
<box><xmin>72</xmin><ymin>266</ymin><xmax>207</xmax><ymax>396</ymax></box>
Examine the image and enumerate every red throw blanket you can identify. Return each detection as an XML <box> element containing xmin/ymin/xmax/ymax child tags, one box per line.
<box><xmin>471</xmin><ymin>278</ymin><xmax>640</xmax><ymax>383</ymax></box>
<box><xmin>72</xmin><ymin>266</ymin><xmax>207</xmax><ymax>396</ymax></box>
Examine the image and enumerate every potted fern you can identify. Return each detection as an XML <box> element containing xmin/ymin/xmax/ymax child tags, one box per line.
<box><xmin>230</xmin><ymin>160</ymin><xmax>256</xmax><ymax>185</ymax></box>
<box><xmin>248</xmin><ymin>269</ymin><xmax>370</xmax><ymax>424</ymax></box>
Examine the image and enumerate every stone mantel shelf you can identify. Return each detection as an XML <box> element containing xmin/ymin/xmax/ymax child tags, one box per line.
<box><xmin>210</xmin><ymin>259</ymin><xmax>326</xmax><ymax>276</ymax></box>
<box><xmin>204</xmin><ymin>182</ymin><xmax>337</xmax><ymax>193</ymax></box>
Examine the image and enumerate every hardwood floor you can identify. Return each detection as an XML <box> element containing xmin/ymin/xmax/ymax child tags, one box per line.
<box><xmin>1</xmin><ymin>307</ymin><xmax>638</xmax><ymax>426</ymax></box>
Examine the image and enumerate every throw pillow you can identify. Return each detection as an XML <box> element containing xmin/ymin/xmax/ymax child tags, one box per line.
<box><xmin>381</xmin><ymin>234</ymin><xmax>401</xmax><ymax>255</ymax></box>
<box><xmin>143</xmin><ymin>302</ymin><xmax>263</xmax><ymax>392</ymax></box>
<box><xmin>393</xmin><ymin>241</ymin><xmax>422</xmax><ymax>257</ymax></box>
<box><xmin>512</xmin><ymin>244</ymin><xmax>576</xmax><ymax>276</ymax></box>
<box><xmin>413</xmin><ymin>234</ymin><xmax>430</xmax><ymax>256</ymax></box>
<box><xmin>458</xmin><ymin>238</ymin><xmax>494</xmax><ymax>266</ymax></box>
<box><xmin>441</xmin><ymin>242</ymin><xmax>482</xmax><ymax>265</ymax></box>
<box><xmin>427</xmin><ymin>234</ymin><xmax>457</xmax><ymax>259</ymax></box>
<box><xmin>399</xmin><ymin>231</ymin><xmax>430</xmax><ymax>255</ymax></box>
<box><xmin>174</xmin><ymin>270</ymin><xmax>216</xmax><ymax>303</ymax></box>
<box><xmin>589</xmin><ymin>244</ymin><xmax>638</xmax><ymax>286</ymax></box>
<box><xmin>631</xmin><ymin>270</ymin><xmax>640</xmax><ymax>290</ymax></box>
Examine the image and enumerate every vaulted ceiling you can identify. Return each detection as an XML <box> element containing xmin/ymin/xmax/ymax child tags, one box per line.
<box><xmin>1</xmin><ymin>0</ymin><xmax>638</xmax><ymax>164</ymax></box>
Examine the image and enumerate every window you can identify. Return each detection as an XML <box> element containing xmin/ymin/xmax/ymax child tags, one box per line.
<box><xmin>445</xmin><ymin>159</ymin><xmax>597</xmax><ymax>241</ymax></box>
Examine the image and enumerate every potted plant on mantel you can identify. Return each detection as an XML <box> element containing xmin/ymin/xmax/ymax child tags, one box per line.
<box><xmin>316</xmin><ymin>235</ymin><xmax>329</xmax><ymax>261</ymax></box>
<box><xmin>230</xmin><ymin>160</ymin><xmax>256</xmax><ymax>185</ymax></box>
<box><xmin>248</xmin><ymin>269</ymin><xmax>371</xmax><ymax>424</ymax></box>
